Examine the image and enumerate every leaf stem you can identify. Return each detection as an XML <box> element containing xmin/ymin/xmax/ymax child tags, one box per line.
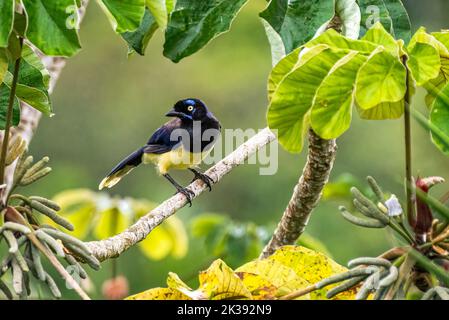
<box><xmin>403</xmin><ymin>57</ymin><xmax>414</xmax><ymax>234</ymax></box>
<box><xmin>279</xmin><ymin>284</ymin><xmax>318</xmax><ymax>300</ymax></box>
<box><xmin>0</xmin><ymin>37</ymin><xmax>23</xmax><ymax>191</ymax></box>
<box><xmin>388</xmin><ymin>220</ymin><xmax>415</xmax><ymax>244</ymax></box>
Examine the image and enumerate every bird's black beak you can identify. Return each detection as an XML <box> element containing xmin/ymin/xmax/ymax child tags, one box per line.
<box><xmin>165</xmin><ymin>109</ymin><xmax>182</xmax><ymax>118</ymax></box>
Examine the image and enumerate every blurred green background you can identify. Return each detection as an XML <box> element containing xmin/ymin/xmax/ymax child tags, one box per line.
<box><xmin>17</xmin><ymin>0</ymin><xmax>449</xmax><ymax>298</ymax></box>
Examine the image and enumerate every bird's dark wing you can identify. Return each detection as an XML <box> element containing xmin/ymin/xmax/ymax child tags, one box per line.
<box><xmin>144</xmin><ymin>119</ymin><xmax>181</xmax><ymax>154</ymax></box>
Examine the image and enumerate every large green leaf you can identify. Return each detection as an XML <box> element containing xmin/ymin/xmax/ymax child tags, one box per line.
<box><xmin>0</xmin><ymin>48</ymin><xmax>7</xmax><ymax>84</ymax></box>
<box><xmin>355</xmin><ymin>48</ymin><xmax>406</xmax><ymax>110</ymax></box>
<box><xmin>306</xmin><ymin>29</ymin><xmax>378</xmax><ymax>54</ymax></box>
<box><xmin>409</xmin><ymin>28</ymin><xmax>449</xmax><ymax>58</ymax></box>
<box><xmin>357</xmin><ymin>100</ymin><xmax>403</xmax><ymax>119</ymax></box>
<box><xmin>21</xmin><ymin>45</ymin><xmax>50</xmax><ymax>89</ymax></box>
<box><xmin>430</xmin><ymin>81</ymin><xmax>449</xmax><ymax>155</ymax></box>
<box><xmin>311</xmin><ymin>52</ymin><xmax>367</xmax><ymax>139</ymax></box>
<box><xmin>163</xmin><ymin>0</ymin><xmax>248</xmax><ymax>63</ymax></box>
<box><xmin>2</xmin><ymin>44</ymin><xmax>52</xmax><ymax>116</ymax></box>
<box><xmin>424</xmin><ymin>71</ymin><xmax>449</xmax><ymax>109</ymax></box>
<box><xmin>418</xmin><ymin>31</ymin><xmax>449</xmax><ymax>108</ymax></box>
<box><xmin>382</xmin><ymin>0</ymin><xmax>411</xmax><ymax>43</ymax></box>
<box><xmin>407</xmin><ymin>42</ymin><xmax>441</xmax><ymax>86</ymax></box>
<box><xmin>22</xmin><ymin>0</ymin><xmax>81</xmax><ymax>57</ymax></box>
<box><xmin>0</xmin><ymin>83</ymin><xmax>20</xmax><ymax>129</ymax></box>
<box><xmin>3</xmin><ymin>71</ymin><xmax>52</xmax><ymax>115</ymax></box>
<box><xmin>146</xmin><ymin>0</ymin><xmax>172</xmax><ymax>28</ymax></box>
<box><xmin>267</xmin><ymin>46</ymin><xmax>302</xmax><ymax>101</ymax></box>
<box><xmin>0</xmin><ymin>0</ymin><xmax>14</xmax><ymax>47</ymax></box>
<box><xmin>99</xmin><ymin>0</ymin><xmax>145</xmax><ymax>33</ymax></box>
<box><xmin>432</xmin><ymin>31</ymin><xmax>449</xmax><ymax>51</ymax></box>
<box><xmin>261</xmin><ymin>19</ymin><xmax>286</xmax><ymax>67</ymax></box>
<box><xmin>361</xmin><ymin>21</ymin><xmax>398</xmax><ymax>54</ymax></box>
<box><xmin>267</xmin><ymin>47</ymin><xmax>346</xmax><ymax>153</ymax></box>
<box><xmin>260</xmin><ymin>0</ymin><xmax>335</xmax><ymax>54</ymax></box>
<box><xmin>357</xmin><ymin>0</ymin><xmax>393</xmax><ymax>37</ymax></box>
<box><xmin>358</xmin><ymin>0</ymin><xmax>411</xmax><ymax>42</ymax></box>
<box><xmin>15</xmin><ymin>84</ymin><xmax>52</xmax><ymax>115</ymax></box>
<box><xmin>121</xmin><ymin>8</ymin><xmax>158</xmax><ymax>55</ymax></box>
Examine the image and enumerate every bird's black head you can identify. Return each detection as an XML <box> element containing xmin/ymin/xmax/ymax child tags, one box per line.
<box><xmin>166</xmin><ymin>98</ymin><xmax>210</xmax><ymax>122</ymax></box>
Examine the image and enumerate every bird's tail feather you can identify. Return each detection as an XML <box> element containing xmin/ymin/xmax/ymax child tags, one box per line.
<box><xmin>98</xmin><ymin>147</ymin><xmax>144</xmax><ymax>190</ymax></box>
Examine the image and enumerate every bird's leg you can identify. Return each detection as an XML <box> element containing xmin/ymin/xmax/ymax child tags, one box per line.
<box><xmin>189</xmin><ymin>168</ymin><xmax>213</xmax><ymax>192</ymax></box>
<box><xmin>163</xmin><ymin>173</ymin><xmax>195</xmax><ymax>206</ymax></box>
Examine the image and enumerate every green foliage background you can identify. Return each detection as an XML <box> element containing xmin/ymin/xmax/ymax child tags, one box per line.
<box><xmin>10</xmin><ymin>0</ymin><xmax>449</xmax><ymax>298</ymax></box>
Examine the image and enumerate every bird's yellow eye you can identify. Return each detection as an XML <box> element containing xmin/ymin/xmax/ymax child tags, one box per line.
<box><xmin>187</xmin><ymin>106</ymin><xmax>194</xmax><ymax>112</ymax></box>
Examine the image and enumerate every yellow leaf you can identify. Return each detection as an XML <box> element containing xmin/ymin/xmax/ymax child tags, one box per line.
<box><xmin>140</xmin><ymin>225</ymin><xmax>173</xmax><ymax>260</ymax></box>
<box><xmin>50</xmin><ymin>189</ymin><xmax>97</xmax><ymax>239</ymax></box>
<box><xmin>40</xmin><ymin>204</ymin><xmax>95</xmax><ymax>239</ymax></box>
<box><xmin>93</xmin><ymin>207</ymin><xmax>130</xmax><ymax>240</ymax></box>
<box><xmin>53</xmin><ymin>189</ymin><xmax>96</xmax><ymax>207</ymax></box>
<box><xmin>138</xmin><ymin>216</ymin><xmax>188</xmax><ymax>260</ymax></box>
<box><xmin>236</xmin><ymin>272</ymin><xmax>277</xmax><ymax>300</ymax></box>
<box><xmin>164</xmin><ymin>216</ymin><xmax>188</xmax><ymax>259</ymax></box>
<box><xmin>236</xmin><ymin>258</ymin><xmax>310</xmax><ymax>298</ymax></box>
<box><xmin>267</xmin><ymin>245</ymin><xmax>356</xmax><ymax>299</ymax></box>
<box><xmin>168</xmin><ymin>259</ymin><xmax>252</xmax><ymax>300</ymax></box>
<box><xmin>126</xmin><ymin>287</ymin><xmax>190</xmax><ymax>300</ymax></box>
<box><xmin>58</xmin><ymin>205</ymin><xmax>96</xmax><ymax>239</ymax></box>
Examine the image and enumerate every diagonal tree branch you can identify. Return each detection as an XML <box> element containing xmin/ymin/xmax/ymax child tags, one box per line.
<box><xmin>85</xmin><ymin>128</ymin><xmax>276</xmax><ymax>261</ymax></box>
<box><xmin>260</xmin><ymin>129</ymin><xmax>337</xmax><ymax>258</ymax></box>
<box><xmin>1</xmin><ymin>0</ymin><xmax>90</xmax><ymax>202</ymax></box>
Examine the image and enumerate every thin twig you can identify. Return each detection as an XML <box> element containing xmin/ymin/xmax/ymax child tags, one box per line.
<box><xmin>0</xmin><ymin>38</ymin><xmax>23</xmax><ymax>189</ymax></box>
<box><xmin>279</xmin><ymin>284</ymin><xmax>317</xmax><ymax>300</ymax></box>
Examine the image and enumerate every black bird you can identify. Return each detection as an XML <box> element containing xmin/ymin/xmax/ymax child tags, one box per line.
<box><xmin>99</xmin><ymin>98</ymin><xmax>221</xmax><ymax>205</ymax></box>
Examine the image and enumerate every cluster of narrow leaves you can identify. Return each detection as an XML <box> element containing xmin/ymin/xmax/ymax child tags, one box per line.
<box><xmin>126</xmin><ymin>245</ymin><xmax>357</xmax><ymax>300</ymax></box>
<box><xmin>336</xmin><ymin>175</ymin><xmax>449</xmax><ymax>298</ymax></box>
<box><xmin>310</xmin><ymin>257</ymin><xmax>399</xmax><ymax>300</ymax></box>
<box><xmin>50</xmin><ymin>189</ymin><xmax>188</xmax><ymax>261</ymax></box>
<box><xmin>0</xmin><ymin>145</ymin><xmax>98</xmax><ymax>299</ymax></box>
<box><xmin>267</xmin><ymin>22</ymin><xmax>449</xmax><ymax>153</ymax></box>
